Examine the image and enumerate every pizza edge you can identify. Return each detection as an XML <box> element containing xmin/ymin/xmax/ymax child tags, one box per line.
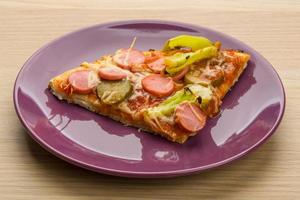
<box><xmin>48</xmin><ymin>82</ymin><xmax>190</xmax><ymax>143</ymax></box>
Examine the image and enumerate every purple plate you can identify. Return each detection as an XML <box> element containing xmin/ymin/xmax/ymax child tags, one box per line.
<box><xmin>14</xmin><ymin>20</ymin><xmax>285</xmax><ymax>178</ymax></box>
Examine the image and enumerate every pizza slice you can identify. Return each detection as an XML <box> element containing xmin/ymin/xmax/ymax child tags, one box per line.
<box><xmin>49</xmin><ymin>35</ymin><xmax>250</xmax><ymax>143</ymax></box>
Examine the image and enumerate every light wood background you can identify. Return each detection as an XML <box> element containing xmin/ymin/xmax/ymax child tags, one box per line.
<box><xmin>0</xmin><ymin>0</ymin><xmax>299</xmax><ymax>199</ymax></box>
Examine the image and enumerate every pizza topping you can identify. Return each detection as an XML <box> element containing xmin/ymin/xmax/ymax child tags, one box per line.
<box><xmin>165</xmin><ymin>46</ymin><xmax>218</xmax><ymax>74</ymax></box>
<box><xmin>184</xmin><ymin>56</ymin><xmax>227</xmax><ymax>87</ymax></box>
<box><xmin>141</xmin><ymin>74</ymin><xmax>175</xmax><ymax>97</ymax></box>
<box><xmin>144</xmin><ymin>50</ymin><xmax>163</xmax><ymax>63</ymax></box>
<box><xmin>204</xmin><ymin>95</ymin><xmax>221</xmax><ymax>117</ymax></box>
<box><xmin>187</xmin><ymin>84</ymin><xmax>212</xmax><ymax>108</ymax></box>
<box><xmin>127</xmin><ymin>94</ymin><xmax>162</xmax><ymax>111</ymax></box>
<box><xmin>184</xmin><ymin>70</ymin><xmax>209</xmax><ymax>86</ymax></box>
<box><xmin>112</xmin><ymin>48</ymin><xmax>145</xmax><ymax>69</ymax></box>
<box><xmin>68</xmin><ymin>70</ymin><xmax>99</xmax><ymax>94</ymax></box>
<box><xmin>214</xmin><ymin>41</ymin><xmax>222</xmax><ymax>50</ymax></box>
<box><xmin>98</xmin><ymin>67</ymin><xmax>127</xmax><ymax>80</ymax></box>
<box><xmin>144</xmin><ymin>84</ymin><xmax>212</xmax><ymax>125</ymax></box>
<box><xmin>162</xmin><ymin>35</ymin><xmax>213</xmax><ymax>51</ymax></box>
<box><xmin>147</xmin><ymin>57</ymin><xmax>166</xmax><ymax>73</ymax></box>
<box><xmin>96</xmin><ymin>79</ymin><xmax>132</xmax><ymax>104</ymax></box>
<box><xmin>165</xmin><ymin>52</ymin><xmax>193</xmax><ymax>71</ymax></box>
<box><xmin>201</xmin><ymin>69</ymin><xmax>225</xmax><ymax>87</ymax></box>
<box><xmin>172</xmin><ymin>66</ymin><xmax>190</xmax><ymax>82</ymax></box>
<box><xmin>130</xmin><ymin>63</ymin><xmax>148</xmax><ymax>73</ymax></box>
<box><xmin>127</xmin><ymin>95</ymin><xmax>148</xmax><ymax>111</ymax></box>
<box><xmin>175</xmin><ymin>102</ymin><xmax>206</xmax><ymax>132</ymax></box>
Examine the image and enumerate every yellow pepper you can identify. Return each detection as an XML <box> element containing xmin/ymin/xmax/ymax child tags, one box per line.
<box><xmin>162</xmin><ymin>35</ymin><xmax>213</xmax><ymax>51</ymax></box>
<box><xmin>165</xmin><ymin>46</ymin><xmax>218</xmax><ymax>74</ymax></box>
<box><xmin>164</xmin><ymin>52</ymin><xmax>194</xmax><ymax>68</ymax></box>
<box><xmin>144</xmin><ymin>84</ymin><xmax>213</xmax><ymax>119</ymax></box>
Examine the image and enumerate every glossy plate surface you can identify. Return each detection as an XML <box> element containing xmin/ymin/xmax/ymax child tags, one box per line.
<box><xmin>14</xmin><ymin>20</ymin><xmax>285</xmax><ymax>178</ymax></box>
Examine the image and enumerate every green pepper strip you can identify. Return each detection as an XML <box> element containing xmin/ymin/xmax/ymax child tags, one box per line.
<box><xmin>165</xmin><ymin>46</ymin><xmax>218</xmax><ymax>74</ymax></box>
<box><xmin>162</xmin><ymin>35</ymin><xmax>213</xmax><ymax>51</ymax></box>
<box><xmin>144</xmin><ymin>84</ymin><xmax>212</xmax><ymax>119</ymax></box>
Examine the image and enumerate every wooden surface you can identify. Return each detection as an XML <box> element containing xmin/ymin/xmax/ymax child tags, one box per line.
<box><xmin>0</xmin><ymin>0</ymin><xmax>299</xmax><ymax>199</ymax></box>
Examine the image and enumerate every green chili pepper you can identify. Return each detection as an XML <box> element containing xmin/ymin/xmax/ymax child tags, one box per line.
<box><xmin>164</xmin><ymin>52</ymin><xmax>194</xmax><ymax>69</ymax></box>
<box><xmin>144</xmin><ymin>84</ymin><xmax>212</xmax><ymax>119</ymax></box>
<box><xmin>162</xmin><ymin>35</ymin><xmax>213</xmax><ymax>51</ymax></box>
<box><xmin>165</xmin><ymin>46</ymin><xmax>218</xmax><ymax>74</ymax></box>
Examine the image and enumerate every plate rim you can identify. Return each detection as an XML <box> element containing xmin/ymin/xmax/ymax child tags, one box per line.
<box><xmin>13</xmin><ymin>19</ymin><xmax>286</xmax><ymax>178</ymax></box>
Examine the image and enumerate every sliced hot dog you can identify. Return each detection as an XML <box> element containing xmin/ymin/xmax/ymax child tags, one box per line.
<box><xmin>98</xmin><ymin>67</ymin><xmax>127</xmax><ymax>80</ymax></box>
<box><xmin>68</xmin><ymin>70</ymin><xmax>99</xmax><ymax>94</ymax></box>
<box><xmin>172</xmin><ymin>67</ymin><xmax>189</xmax><ymax>82</ymax></box>
<box><xmin>175</xmin><ymin>102</ymin><xmax>207</xmax><ymax>132</ymax></box>
<box><xmin>141</xmin><ymin>74</ymin><xmax>174</xmax><ymax>97</ymax></box>
<box><xmin>147</xmin><ymin>57</ymin><xmax>166</xmax><ymax>73</ymax></box>
<box><xmin>112</xmin><ymin>48</ymin><xmax>145</xmax><ymax>69</ymax></box>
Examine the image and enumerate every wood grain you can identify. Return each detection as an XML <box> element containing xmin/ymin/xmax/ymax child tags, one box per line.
<box><xmin>0</xmin><ymin>0</ymin><xmax>299</xmax><ymax>199</ymax></box>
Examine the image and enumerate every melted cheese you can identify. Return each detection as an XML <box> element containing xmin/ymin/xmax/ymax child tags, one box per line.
<box><xmin>160</xmin><ymin>114</ymin><xmax>175</xmax><ymax>125</ymax></box>
<box><xmin>118</xmin><ymin>101</ymin><xmax>134</xmax><ymax>115</ymax></box>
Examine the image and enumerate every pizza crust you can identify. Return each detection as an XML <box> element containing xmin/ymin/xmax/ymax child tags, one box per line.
<box><xmin>49</xmin><ymin>82</ymin><xmax>190</xmax><ymax>143</ymax></box>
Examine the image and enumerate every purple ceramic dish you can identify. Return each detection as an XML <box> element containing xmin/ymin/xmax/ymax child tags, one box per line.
<box><xmin>14</xmin><ymin>20</ymin><xmax>285</xmax><ymax>178</ymax></box>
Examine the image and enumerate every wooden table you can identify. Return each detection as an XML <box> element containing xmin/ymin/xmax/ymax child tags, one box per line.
<box><xmin>1</xmin><ymin>1</ymin><xmax>299</xmax><ymax>199</ymax></box>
